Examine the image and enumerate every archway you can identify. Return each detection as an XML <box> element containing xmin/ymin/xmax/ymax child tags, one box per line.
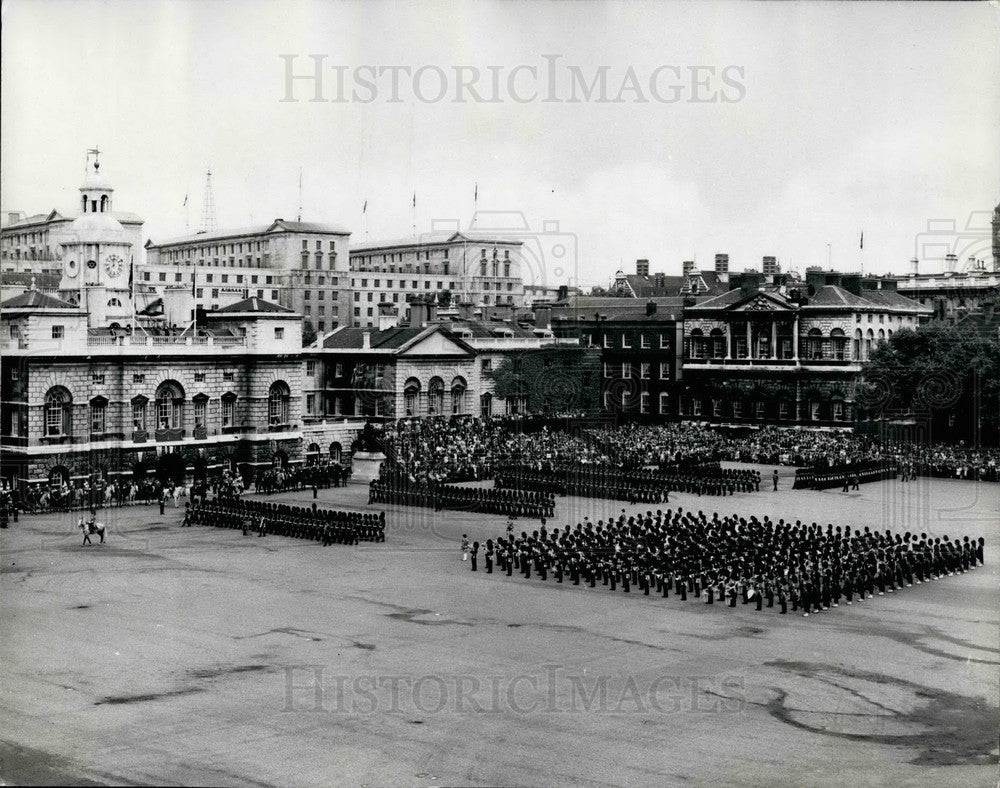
<box><xmin>156</xmin><ymin>451</ymin><xmax>187</xmax><ymax>486</ymax></box>
<box><xmin>272</xmin><ymin>450</ymin><xmax>288</xmax><ymax>468</ymax></box>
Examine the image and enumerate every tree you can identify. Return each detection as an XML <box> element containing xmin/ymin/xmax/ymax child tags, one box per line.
<box><xmin>489</xmin><ymin>347</ymin><xmax>600</xmax><ymax>414</ymax></box>
<box><xmin>859</xmin><ymin>321</ymin><xmax>1000</xmax><ymax>444</ymax></box>
<box><xmin>437</xmin><ymin>289</ymin><xmax>453</xmax><ymax>308</ymax></box>
<box><xmin>302</xmin><ymin>320</ymin><xmax>317</xmax><ymax>347</ymax></box>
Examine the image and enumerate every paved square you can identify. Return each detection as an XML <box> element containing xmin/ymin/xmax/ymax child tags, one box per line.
<box><xmin>2</xmin><ymin>467</ymin><xmax>997</xmax><ymax>786</ymax></box>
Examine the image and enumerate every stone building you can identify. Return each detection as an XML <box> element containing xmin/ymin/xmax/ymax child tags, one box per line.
<box><xmin>680</xmin><ymin>270</ymin><xmax>933</xmax><ymax>426</ymax></box>
<box><xmin>0</xmin><ymin>293</ymin><xmax>308</xmax><ymax>490</ymax></box>
<box><xmin>348</xmin><ymin>231</ymin><xmax>526</xmax><ymax>327</ymax></box>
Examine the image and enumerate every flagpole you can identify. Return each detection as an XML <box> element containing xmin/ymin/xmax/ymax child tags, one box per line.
<box><xmin>412</xmin><ymin>191</ymin><xmax>416</xmax><ymax>238</ymax></box>
<box><xmin>192</xmin><ymin>263</ymin><xmax>198</xmax><ymax>335</ymax></box>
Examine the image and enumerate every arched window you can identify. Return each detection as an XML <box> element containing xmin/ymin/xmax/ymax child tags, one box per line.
<box><xmin>853</xmin><ymin>328</ymin><xmax>863</xmax><ymax>361</ymax></box>
<box><xmin>830</xmin><ymin>328</ymin><xmax>846</xmax><ymax>360</ymax></box>
<box><xmin>451</xmin><ymin>376</ymin><xmax>468</xmax><ymax>414</ymax></box>
<box><xmin>44</xmin><ymin>387</ymin><xmax>72</xmax><ymax>437</ymax></box>
<box><xmin>689</xmin><ymin>328</ymin><xmax>704</xmax><ymax>359</ymax></box>
<box><xmin>107</xmin><ymin>298</ymin><xmax>122</xmax><ymax>308</ymax></box>
<box><xmin>807</xmin><ymin>328</ymin><xmax>824</xmax><ymax>360</ymax></box>
<box><xmin>709</xmin><ymin>327</ymin><xmax>726</xmax><ymax>358</ymax></box>
<box><xmin>100</xmin><ymin>195</ymin><xmax>109</xmax><ymax>212</ymax></box>
<box><xmin>427</xmin><ymin>377</ymin><xmax>445</xmax><ymax>415</ymax></box>
<box><xmin>480</xmin><ymin>392</ymin><xmax>493</xmax><ymax>419</ymax></box>
<box><xmin>877</xmin><ymin>328</ymin><xmax>885</xmax><ymax>344</ymax></box>
<box><xmin>330</xmin><ymin>442</ymin><xmax>342</xmax><ymax>463</ymax></box>
<box><xmin>155</xmin><ymin>381</ymin><xmax>184</xmax><ymax>430</ymax></box>
<box><xmin>268</xmin><ymin>381</ymin><xmax>290</xmax><ymax>426</ymax></box>
<box><xmin>403</xmin><ymin>378</ymin><xmax>421</xmax><ymax>417</ymax></box>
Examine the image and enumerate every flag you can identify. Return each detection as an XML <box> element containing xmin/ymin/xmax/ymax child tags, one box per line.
<box><xmin>183</xmin><ymin>194</ymin><xmax>188</xmax><ymax>207</ymax></box>
<box><xmin>860</xmin><ymin>231</ymin><xmax>864</xmax><ymax>250</ymax></box>
<box><xmin>192</xmin><ymin>266</ymin><xmax>198</xmax><ymax>299</ymax></box>
<box><xmin>362</xmin><ymin>199</ymin><xmax>367</xmax><ymax>214</ymax></box>
<box><xmin>128</xmin><ymin>259</ymin><xmax>133</xmax><ymax>289</ymax></box>
<box><xmin>474</xmin><ymin>182</ymin><xmax>478</xmax><ymax>203</ymax></box>
<box><xmin>412</xmin><ymin>191</ymin><xmax>416</xmax><ymax>208</ymax></box>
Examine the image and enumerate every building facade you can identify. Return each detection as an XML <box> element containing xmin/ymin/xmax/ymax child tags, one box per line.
<box><xmin>680</xmin><ymin>270</ymin><xmax>933</xmax><ymax>427</ymax></box>
<box><xmin>348</xmin><ymin>232</ymin><xmax>526</xmax><ymax>327</ymax></box>
<box><xmin>0</xmin><ymin>294</ymin><xmax>307</xmax><ymax>489</ymax></box>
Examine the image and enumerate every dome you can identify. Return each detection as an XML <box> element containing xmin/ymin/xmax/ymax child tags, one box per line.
<box><xmin>70</xmin><ymin>211</ymin><xmax>125</xmax><ymax>242</ymax></box>
<box><xmin>80</xmin><ymin>162</ymin><xmax>114</xmax><ymax>192</ymax></box>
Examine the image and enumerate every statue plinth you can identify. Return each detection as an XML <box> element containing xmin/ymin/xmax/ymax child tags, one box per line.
<box><xmin>351</xmin><ymin>451</ymin><xmax>386</xmax><ymax>483</ymax></box>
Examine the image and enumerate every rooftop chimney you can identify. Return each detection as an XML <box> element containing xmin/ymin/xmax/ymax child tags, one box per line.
<box><xmin>646</xmin><ymin>300</ymin><xmax>657</xmax><ymax>316</ymax></box>
<box><xmin>910</xmin><ymin>257</ymin><xmax>919</xmax><ymax>277</ymax></box>
<box><xmin>377</xmin><ymin>301</ymin><xmax>399</xmax><ymax>331</ymax></box>
<box><xmin>362</xmin><ymin>330</ymin><xmax>371</xmax><ymax>349</ymax></box>
<box><xmin>534</xmin><ymin>303</ymin><xmax>552</xmax><ymax>329</ymax></box>
<box><xmin>945</xmin><ymin>253</ymin><xmax>958</xmax><ymax>273</ymax></box>
<box><xmin>636</xmin><ymin>259</ymin><xmax>650</xmax><ymax>277</ymax></box>
<box><xmin>409</xmin><ymin>298</ymin><xmax>429</xmax><ymax>327</ymax></box>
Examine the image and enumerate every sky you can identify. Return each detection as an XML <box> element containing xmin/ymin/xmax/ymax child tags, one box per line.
<box><xmin>2</xmin><ymin>0</ymin><xmax>998</xmax><ymax>291</ymax></box>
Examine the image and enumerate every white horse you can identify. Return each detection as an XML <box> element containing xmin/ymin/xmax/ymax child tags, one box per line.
<box><xmin>78</xmin><ymin>516</ymin><xmax>106</xmax><ymax>545</ymax></box>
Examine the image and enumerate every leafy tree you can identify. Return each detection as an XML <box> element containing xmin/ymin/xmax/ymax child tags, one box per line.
<box><xmin>859</xmin><ymin>320</ymin><xmax>1000</xmax><ymax>443</ymax></box>
<box><xmin>437</xmin><ymin>289</ymin><xmax>453</xmax><ymax>308</ymax></box>
<box><xmin>302</xmin><ymin>320</ymin><xmax>317</xmax><ymax>347</ymax></box>
<box><xmin>489</xmin><ymin>347</ymin><xmax>600</xmax><ymax>414</ymax></box>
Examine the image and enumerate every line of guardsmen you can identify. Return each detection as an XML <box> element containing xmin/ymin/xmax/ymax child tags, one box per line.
<box><xmin>370</xmin><ymin>469</ymin><xmax>554</xmax><ymax>519</ymax></box>
<box><xmin>186</xmin><ymin>499</ymin><xmax>385</xmax><ymax>544</ymax></box>
<box><xmin>794</xmin><ymin>461</ymin><xmax>898</xmax><ymax>490</ymax></box>
<box><xmin>494</xmin><ymin>463</ymin><xmax>761</xmax><ymax>503</ymax></box>
<box><xmin>469</xmin><ymin>508</ymin><xmax>985</xmax><ymax>617</ymax></box>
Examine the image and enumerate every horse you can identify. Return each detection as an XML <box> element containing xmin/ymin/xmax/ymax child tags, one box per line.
<box><xmin>78</xmin><ymin>516</ymin><xmax>106</xmax><ymax>545</ymax></box>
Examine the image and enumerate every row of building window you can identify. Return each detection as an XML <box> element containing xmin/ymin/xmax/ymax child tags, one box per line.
<box><xmin>42</xmin><ymin>382</ymin><xmax>292</xmax><ymax>437</ymax></box>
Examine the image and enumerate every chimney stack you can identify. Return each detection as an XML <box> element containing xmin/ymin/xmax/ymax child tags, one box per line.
<box><xmin>534</xmin><ymin>304</ymin><xmax>552</xmax><ymax>329</ymax></box>
<box><xmin>910</xmin><ymin>257</ymin><xmax>919</xmax><ymax>277</ymax></box>
<box><xmin>715</xmin><ymin>253</ymin><xmax>730</xmax><ymax>284</ymax></box>
<box><xmin>377</xmin><ymin>301</ymin><xmax>399</xmax><ymax>330</ymax></box>
<box><xmin>645</xmin><ymin>300</ymin><xmax>657</xmax><ymax>316</ymax></box>
<box><xmin>636</xmin><ymin>259</ymin><xmax>650</xmax><ymax>277</ymax></box>
<box><xmin>409</xmin><ymin>298</ymin><xmax>428</xmax><ymax>327</ymax></box>
<box><xmin>945</xmin><ymin>253</ymin><xmax>958</xmax><ymax>273</ymax></box>
<box><xmin>362</xmin><ymin>330</ymin><xmax>371</xmax><ymax>349</ymax></box>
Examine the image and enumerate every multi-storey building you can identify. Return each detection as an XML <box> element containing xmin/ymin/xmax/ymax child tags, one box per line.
<box><xmin>347</xmin><ymin>231</ymin><xmax>525</xmax><ymax>327</ymax></box>
<box><xmin>0</xmin><ymin>291</ymin><xmax>307</xmax><ymax>489</ymax></box>
<box><xmin>680</xmin><ymin>270</ymin><xmax>933</xmax><ymax>426</ymax></box>
<box><xmin>551</xmin><ymin>297</ymin><xmax>684</xmax><ymax>422</ymax></box>
<box><xmin>144</xmin><ymin>219</ymin><xmax>352</xmax><ymax>333</ymax></box>
<box><xmin>896</xmin><ymin>253</ymin><xmax>1000</xmax><ymax>322</ymax></box>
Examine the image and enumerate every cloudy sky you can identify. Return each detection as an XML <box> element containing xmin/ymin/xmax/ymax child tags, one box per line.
<box><xmin>2</xmin><ymin>0</ymin><xmax>997</xmax><ymax>289</ymax></box>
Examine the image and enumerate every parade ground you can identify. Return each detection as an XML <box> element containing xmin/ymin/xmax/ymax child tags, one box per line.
<box><xmin>1</xmin><ymin>465</ymin><xmax>997</xmax><ymax>787</ymax></box>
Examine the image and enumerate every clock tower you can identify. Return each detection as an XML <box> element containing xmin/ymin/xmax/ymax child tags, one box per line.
<box><xmin>59</xmin><ymin>149</ymin><xmax>135</xmax><ymax>327</ymax></box>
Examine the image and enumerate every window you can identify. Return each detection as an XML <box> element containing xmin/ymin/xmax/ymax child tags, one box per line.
<box><xmin>731</xmin><ymin>400</ymin><xmax>741</xmax><ymax>418</ymax></box>
<box><xmin>810</xmin><ymin>402</ymin><xmax>820</xmax><ymax>421</ymax></box>
<box><xmin>713</xmin><ymin>399</ymin><xmax>722</xmax><ymax>417</ymax></box>
<box><xmin>482</xmin><ymin>358</ymin><xmax>492</xmax><ymax>372</ymax></box>
<box><xmin>193</xmin><ymin>398</ymin><xmax>207</xmax><ymax>427</ymax></box>
<box><xmin>833</xmin><ymin>402</ymin><xmax>844</xmax><ymax>422</ymax></box>
<box><xmin>194</xmin><ymin>372</ymin><xmax>206</xmax><ymax>383</ymax></box>
<box><xmin>659</xmin><ymin>334</ymin><xmax>669</xmax><ymax>349</ymax></box>
<box><xmin>133</xmin><ymin>373</ymin><xmax>145</xmax><ymax>383</ymax></box>
<box><xmin>268</xmin><ymin>381</ymin><xmax>291</xmax><ymax>425</ymax></box>
<box><xmin>90</xmin><ymin>399</ymin><xmax>107</xmax><ymax>435</ymax></box>
<box><xmin>274</xmin><ymin>327</ymin><xmax>285</xmax><ymax>340</ymax></box>
<box><xmin>621</xmin><ymin>333</ymin><xmax>631</xmax><ymax>348</ymax></box>
<box><xmin>659</xmin><ymin>392</ymin><xmax>670</xmax><ymax>414</ymax></box>
<box><xmin>223</xmin><ymin>371</ymin><xmax>234</xmax><ymax>382</ymax></box>
<box><xmin>132</xmin><ymin>398</ymin><xmax>147</xmax><ymax>431</ymax></box>
<box><xmin>221</xmin><ymin>394</ymin><xmax>236</xmax><ymax>428</ymax></box>
<box><xmin>92</xmin><ymin>373</ymin><xmax>105</xmax><ymax>385</ymax></box>
<box><xmin>755</xmin><ymin>401</ymin><xmax>765</xmax><ymax>419</ymax></box>
<box><xmin>45</xmin><ymin>388</ymin><xmax>71</xmax><ymax>436</ymax></box>
<box><xmin>306</xmin><ymin>361</ymin><xmax>316</xmax><ymax>376</ymax></box>
<box><xmin>779</xmin><ymin>402</ymin><xmax>789</xmax><ymax>420</ymax></box>
<box><xmin>603</xmin><ymin>362</ymin><xmax>612</xmax><ymax>378</ymax></box>
<box><xmin>640</xmin><ymin>363</ymin><xmax>650</xmax><ymax>379</ymax></box>
<box><xmin>52</xmin><ymin>325</ymin><xmax>64</xmax><ymax>339</ymax></box>
<box><xmin>621</xmin><ymin>362</ymin><xmax>631</xmax><ymax>378</ymax></box>
<box><xmin>640</xmin><ymin>334</ymin><xmax>650</xmax><ymax>349</ymax></box>
<box><xmin>306</xmin><ymin>394</ymin><xmax>316</xmax><ymax>414</ymax></box>
<box><xmin>693</xmin><ymin>399</ymin><xmax>703</xmax><ymax>416</ymax></box>
<box><xmin>155</xmin><ymin>382</ymin><xmax>184</xmax><ymax>430</ymax></box>
<box><xmin>335</xmin><ymin>363</ymin><xmax>343</xmax><ymax>378</ymax></box>
<box><xmin>640</xmin><ymin>392</ymin><xmax>650</xmax><ymax>414</ymax></box>
<box><xmin>660</xmin><ymin>362</ymin><xmax>670</xmax><ymax>379</ymax></box>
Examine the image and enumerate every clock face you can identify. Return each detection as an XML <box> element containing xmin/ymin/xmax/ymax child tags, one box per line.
<box><xmin>104</xmin><ymin>254</ymin><xmax>124</xmax><ymax>278</ymax></box>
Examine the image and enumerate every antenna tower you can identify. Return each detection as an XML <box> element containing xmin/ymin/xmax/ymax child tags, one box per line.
<box><xmin>201</xmin><ymin>168</ymin><xmax>217</xmax><ymax>233</ymax></box>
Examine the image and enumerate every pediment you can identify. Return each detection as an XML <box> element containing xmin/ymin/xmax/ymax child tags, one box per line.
<box><xmin>731</xmin><ymin>293</ymin><xmax>791</xmax><ymax>312</ymax></box>
<box><xmin>399</xmin><ymin>330</ymin><xmax>471</xmax><ymax>356</ymax></box>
